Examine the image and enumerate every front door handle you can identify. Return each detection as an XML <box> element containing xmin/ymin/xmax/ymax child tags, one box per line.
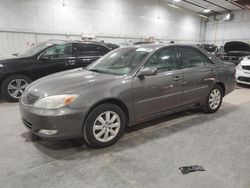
<box><xmin>210</xmin><ymin>69</ymin><xmax>215</xmax><ymax>74</ymax></box>
<box><xmin>173</xmin><ymin>76</ymin><xmax>182</xmax><ymax>81</ymax></box>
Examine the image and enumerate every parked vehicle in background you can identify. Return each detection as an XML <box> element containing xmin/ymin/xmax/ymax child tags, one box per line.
<box><xmin>20</xmin><ymin>44</ymin><xmax>236</xmax><ymax>148</ymax></box>
<box><xmin>104</xmin><ymin>43</ymin><xmax>119</xmax><ymax>50</ymax></box>
<box><xmin>133</xmin><ymin>41</ymin><xmax>164</xmax><ymax>45</ymax></box>
<box><xmin>215</xmin><ymin>46</ymin><xmax>224</xmax><ymax>60</ymax></box>
<box><xmin>0</xmin><ymin>40</ymin><xmax>117</xmax><ymax>102</ymax></box>
<box><xmin>198</xmin><ymin>44</ymin><xmax>218</xmax><ymax>54</ymax></box>
<box><xmin>236</xmin><ymin>56</ymin><xmax>250</xmax><ymax>85</ymax></box>
<box><xmin>222</xmin><ymin>41</ymin><xmax>250</xmax><ymax>65</ymax></box>
<box><xmin>133</xmin><ymin>41</ymin><xmax>155</xmax><ymax>45</ymax></box>
<box><xmin>118</xmin><ymin>41</ymin><xmax>163</xmax><ymax>47</ymax></box>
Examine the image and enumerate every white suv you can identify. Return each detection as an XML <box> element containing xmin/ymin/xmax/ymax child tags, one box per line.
<box><xmin>236</xmin><ymin>57</ymin><xmax>250</xmax><ymax>85</ymax></box>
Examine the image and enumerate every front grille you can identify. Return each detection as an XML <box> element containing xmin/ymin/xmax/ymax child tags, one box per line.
<box><xmin>22</xmin><ymin>118</ymin><xmax>32</xmax><ymax>129</ymax></box>
<box><xmin>242</xmin><ymin>66</ymin><xmax>250</xmax><ymax>71</ymax></box>
<box><xmin>238</xmin><ymin>76</ymin><xmax>250</xmax><ymax>83</ymax></box>
<box><xmin>23</xmin><ymin>93</ymin><xmax>40</xmax><ymax>105</ymax></box>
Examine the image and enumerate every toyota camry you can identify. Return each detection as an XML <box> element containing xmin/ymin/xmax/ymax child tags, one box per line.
<box><xmin>19</xmin><ymin>44</ymin><xmax>236</xmax><ymax>148</ymax></box>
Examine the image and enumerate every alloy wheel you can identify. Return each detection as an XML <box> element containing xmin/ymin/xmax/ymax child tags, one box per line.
<box><xmin>7</xmin><ymin>79</ymin><xmax>29</xmax><ymax>99</ymax></box>
<box><xmin>209</xmin><ymin>89</ymin><xmax>221</xmax><ymax>110</ymax></box>
<box><xmin>93</xmin><ymin>111</ymin><xmax>121</xmax><ymax>143</ymax></box>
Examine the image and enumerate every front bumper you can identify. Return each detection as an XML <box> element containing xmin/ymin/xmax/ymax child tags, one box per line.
<box><xmin>19</xmin><ymin>102</ymin><xmax>88</xmax><ymax>140</ymax></box>
<box><xmin>236</xmin><ymin>69</ymin><xmax>250</xmax><ymax>85</ymax></box>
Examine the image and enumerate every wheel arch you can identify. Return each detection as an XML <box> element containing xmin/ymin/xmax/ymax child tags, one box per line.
<box><xmin>83</xmin><ymin>98</ymin><xmax>130</xmax><ymax>127</ymax></box>
<box><xmin>0</xmin><ymin>72</ymin><xmax>34</xmax><ymax>87</ymax></box>
<box><xmin>215</xmin><ymin>82</ymin><xmax>225</xmax><ymax>96</ymax></box>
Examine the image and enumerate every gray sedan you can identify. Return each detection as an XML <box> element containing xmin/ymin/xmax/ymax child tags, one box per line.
<box><xmin>19</xmin><ymin>44</ymin><xmax>236</xmax><ymax>148</ymax></box>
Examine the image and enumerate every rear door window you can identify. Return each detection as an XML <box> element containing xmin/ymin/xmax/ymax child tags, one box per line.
<box><xmin>75</xmin><ymin>44</ymin><xmax>109</xmax><ymax>57</ymax></box>
<box><xmin>179</xmin><ymin>47</ymin><xmax>205</xmax><ymax>68</ymax></box>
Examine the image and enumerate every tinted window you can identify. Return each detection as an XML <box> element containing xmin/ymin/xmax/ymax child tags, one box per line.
<box><xmin>179</xmin><ymin>47</ymin><xmax>205</xmax><ymax>68</ymax></box>
<box><xmin>75</xmin><ymin>44</ymin><xmax>109</xmax><ymax>56</ymax></box>
<box><xmin>145</xmin><ymin>47</ymin><xmax>178</xmax><ymax>72</ymax></box>
<box><xmin>43</xmin><ymin>43</ymin><xmax>72</xmax><ymax>59</ymax></box>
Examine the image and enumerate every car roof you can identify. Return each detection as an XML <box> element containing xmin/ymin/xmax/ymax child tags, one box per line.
<box><xmin>127</xmin><ymin>43</ymin><xmax>199</xmax><ymax>50</ymax></box>
<box><xmin>46</xmin><ymin>40</ymin><xmax>116</xmax><ymax>48</ymax></box>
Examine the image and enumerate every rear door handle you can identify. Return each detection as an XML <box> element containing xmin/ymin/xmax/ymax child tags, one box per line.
<box><xmin>82</xmin><ymin>59</ymin><xmax>90</xmax><ymax>61</ymax></box>
<box><xmin>173</xmin><ymin>76</ymin><xmax>182</xmax><ymax>81</ymax></box>
<box><xmin>66</xmin><ymin>59</ymin><xmax>76</xmax><ymax>66</ymax></box>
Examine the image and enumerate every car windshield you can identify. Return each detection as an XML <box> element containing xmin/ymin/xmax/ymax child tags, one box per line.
<box><xmin>18</xmin><ymin>42</ymin><xmax>54</xmax><ymax>57</ymax></box>
<box><xmin>86</xmin><ymin>47</ymin><xmax>152</xmax><ymax>75</ymax></box>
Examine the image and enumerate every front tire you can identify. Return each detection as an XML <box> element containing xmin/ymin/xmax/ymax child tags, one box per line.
<box><xmin>204</xmin><ymin>85</ymin><xmax>223</xmax><ymax>113</ymax></box>
<box><xmin>1</xmin><ymin>74</ymin><xmax>32</xmax><ymax>102</ymax></box>
<box><xmin>83</xmin><ymin>103</ymin><xmax>126</xmax><ymax>148</ymax></box>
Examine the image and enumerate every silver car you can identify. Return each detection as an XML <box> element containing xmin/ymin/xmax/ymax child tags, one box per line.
<box><xmin>19</xmin><ymin>44</ymin><xmax>236</xmax><ymax>148</ymax></box>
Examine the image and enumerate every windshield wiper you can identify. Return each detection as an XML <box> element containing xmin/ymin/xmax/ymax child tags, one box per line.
<box><xmin>88</xmin><ymin>68</ymin><xmax>121</xmax><ymax>75</ymax></box>
<box><xmin>88</xmin><ymin>69</ymin><xmax>105</xmax><ymax>73</ymax></box>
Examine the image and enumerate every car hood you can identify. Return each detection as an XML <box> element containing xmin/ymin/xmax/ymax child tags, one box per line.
<box><xmin>0</xmin><ymin>55</ymin><xmax>18</xmax><ymax>60</ymax></box>
<box><xmin>0</xmin><ymin>55</ymin><xmax>27</xmax><ymax>64</ymax></box>
<box><xmin>26</xmin><ymin>68</ymin><xmax>121</xmax><ymax>97</ymax></box>
<box><xmin>224</xmin><ymin>41</ymin><xmax>250</xmax><ymax>53</ymax></box>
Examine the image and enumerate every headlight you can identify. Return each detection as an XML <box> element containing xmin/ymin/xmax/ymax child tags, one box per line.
<box><xmin>33</xmin><ymin>94</ymin><xmax>79</xmax><ymax>109</ymax></box>
<box><xmin>0</xmin><ymin>64</ymin><xmax>3</xmax><ymax>68</ymax></box>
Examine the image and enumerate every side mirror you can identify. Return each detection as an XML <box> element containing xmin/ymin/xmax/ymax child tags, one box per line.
<box><xmin>138</xmin><ymin>67</ymin><xmax>157</xmax><ymax>77</ymax></box>
<box><xmin>38</xmin><ymin>53</ymin><xmax>50</xmax><ymax>61</ymax></box>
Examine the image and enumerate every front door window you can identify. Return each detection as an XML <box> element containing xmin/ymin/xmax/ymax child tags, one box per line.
<box><xmin>43</xmin><ymin>43</ymin><xmax>73</xmax><ymax>59</ymax></box>
<box><xmin>144</xmin><ymin>47</ymin><xmax>179</xmax><ymax>72</ymax></box>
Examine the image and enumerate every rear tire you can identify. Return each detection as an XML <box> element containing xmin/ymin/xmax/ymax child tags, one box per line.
<box><xmin>1</xmin><ymin>74</ymin><xmax>32</xmax><ymax>102</ymax></box>
<box><xmin>83</xmin><ymin>103</ymin><xmax>126</xmax><ymax>148</ymax></box>
<box><xmin>204</xmin><ymin>85</ymin><xmax>223</xmax><ymax>113</ymax></box>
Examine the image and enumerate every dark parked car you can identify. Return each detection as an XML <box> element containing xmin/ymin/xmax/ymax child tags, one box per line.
<box><xmin>198</xmin><ymin>44</ymin><xmax>218</xmax><ymax>54</ymax></box>
<box><xmin>20</xmin><ymin>44</ymin><xmax>236</xmax><ymax>148</ymax></box>
<box><xmin>133</xmin><ymin>41</ymin><xmax>164</xmax><ymax>45</ymax></box>
<box><xmin>0</xmin><ymin>40</ymin><xmax>117</xmax><ymax>101</ymax></box>
<box><xmin>133</xmin><ymin>41</ymin><xmax>155</xmax><ymax>45</ymax></box>
<box><xmin>222</xmin><ymin>41</ymin><xmax>250</xmax><ymax>65</ymax></box>
<box><xmin>104</xmin><ymin>43</ymin><xmax>120</xmax><ymax>50</ymax></box>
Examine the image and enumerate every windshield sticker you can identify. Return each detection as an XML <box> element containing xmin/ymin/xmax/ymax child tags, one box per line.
<box><xmin>136</xmin><ymin>48</ymin><xmax>153</xmax><ymax>52</ymax></box>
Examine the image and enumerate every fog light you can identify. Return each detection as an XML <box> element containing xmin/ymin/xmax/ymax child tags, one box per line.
<box><xmin>38</xmin><ymin>129</ymin><xmax>58</xmax><ymax>135</ymax></box>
